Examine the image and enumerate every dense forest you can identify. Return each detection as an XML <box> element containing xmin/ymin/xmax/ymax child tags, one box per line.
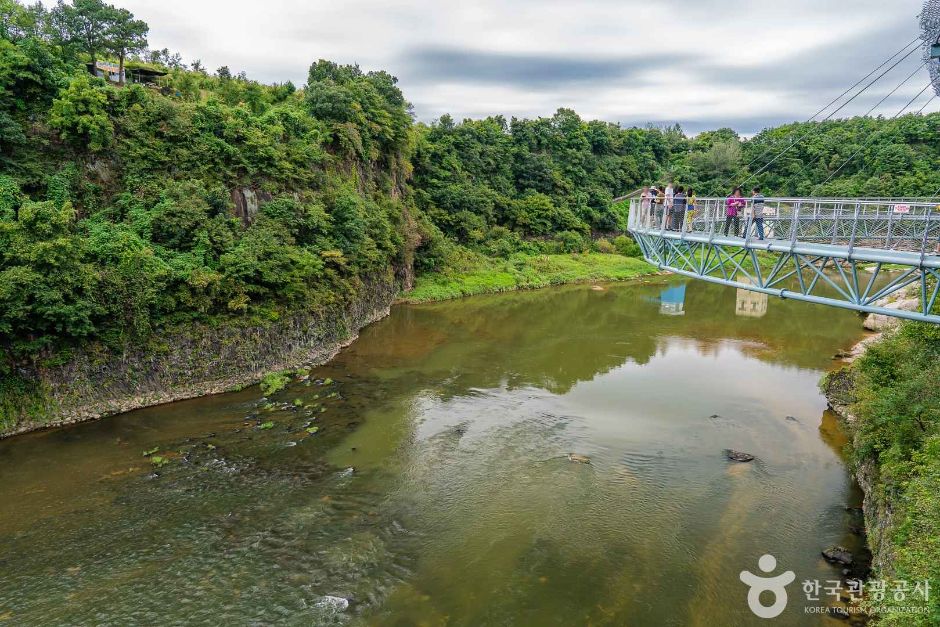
<box><xmin>2</xmin><ymin>0</ymin><xmax>940</xmax><ymax>371</ymax></box>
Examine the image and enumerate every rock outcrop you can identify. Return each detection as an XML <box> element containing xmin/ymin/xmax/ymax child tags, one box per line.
<box><xmin>229</xmin><ymin>187</ymin><xmax>274</xmax><ymax>224</ymax></box>
<box><xmin>2</xmin><ymin>273</ymin><xmax>401</xmax><ymax>438</ymax></box>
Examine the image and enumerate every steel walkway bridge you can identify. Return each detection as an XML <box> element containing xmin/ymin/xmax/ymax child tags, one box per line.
<box><xmin>627</xmin><ymin>197</ymin><xmax>940</xmax><ymax>324</ymax></box>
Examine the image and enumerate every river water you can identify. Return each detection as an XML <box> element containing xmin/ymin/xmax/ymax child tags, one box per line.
<box><xmin>0</xmin><ymin>279</ymin><xmax>870</xmax><ymax>626</ymax></box>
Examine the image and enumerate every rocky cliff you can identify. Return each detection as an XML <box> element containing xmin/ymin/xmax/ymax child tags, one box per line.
<box><xmin>1</xmin><ymin>272</ymin><xmax>400</xmax><ymax>438</ymax></box>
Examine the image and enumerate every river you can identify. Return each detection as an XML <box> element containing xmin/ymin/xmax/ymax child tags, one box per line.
<box><xmin>0</xmin><ymin>279</ymin><xmax>870</xmax><ymax>626</ymax></box>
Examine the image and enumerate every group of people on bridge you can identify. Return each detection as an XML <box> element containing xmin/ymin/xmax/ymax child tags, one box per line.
<box><xmin>639</xmin><ymin>184</ymin><xmax>770</xmax><ymax>240</ymax></box>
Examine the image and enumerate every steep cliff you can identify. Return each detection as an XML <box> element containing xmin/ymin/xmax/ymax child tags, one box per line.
<box><xmin>1</xmin><ymin>273</ymin><xmax>400</xmax><ymax>438</ymax></box>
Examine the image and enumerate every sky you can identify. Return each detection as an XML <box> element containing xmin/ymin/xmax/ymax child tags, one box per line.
<box><xmin>113</xmin><ymin>0</ymin><xmax>935</xmax><ymax>135</ymax></box>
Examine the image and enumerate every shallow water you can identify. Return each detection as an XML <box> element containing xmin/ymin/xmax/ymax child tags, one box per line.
<box><xmin>0</xmin><ymin>279</ymin><xmax>870</xmax><ymax>625</ymax></box>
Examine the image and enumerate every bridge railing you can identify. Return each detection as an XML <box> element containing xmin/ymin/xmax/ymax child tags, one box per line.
<box><xmin>628</xmin><ymin>197</ymin><xmax>940</xmax><ymax>255</ymax></box>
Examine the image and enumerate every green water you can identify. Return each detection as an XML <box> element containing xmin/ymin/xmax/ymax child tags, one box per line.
<box><xmin>0</xmin><ymin>280</ymin><xmax>871</xmax><ymax>626</ymax></box>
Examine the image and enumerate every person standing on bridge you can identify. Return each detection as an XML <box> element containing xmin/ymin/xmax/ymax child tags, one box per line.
<box><xmin>724</xmin><ymin>187</ymin><xmax>745</xmax><ymax>236</ymax></box>
<box><xmin>664</xmin><ymin>182</ymin><xmax>675</xmax><ymax>217</ymax></box>
<box><xmin>686</xmin><ymin>189</ymin><xmax>697</xmax><ymax>232</ymax></box>
<box><xmin>640</xmin><ymin>186</ymin><xmax>652</xmax><ymax>227</ymax></box>
<box><xmin>750</xmin><ymin>187</ymin><xmax>766</xmax><ymax>240</ymax></box>
<box><xmin>653</xmin><ymin>185</ymin><xmax>665</xmax><ymax>228</ymax></box>
<box><xmin>672</xmin><ymin>186</ymin><xmax>687</xmax><ymax>230</ymax></box>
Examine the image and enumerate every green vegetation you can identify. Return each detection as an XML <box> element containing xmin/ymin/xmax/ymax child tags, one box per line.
<box><xmin>833</xmin><ymin>323</ymin><xmax>940</xmax><ymax>625</ymax></box>
<box><xmin>259</xmin><ymin>371</ymin><xmax>291</xmax><ymax>396</ymax></box>
<box><xmin>1</xmin><ymin>0</ymin><xmax>413</xmax><ymax>376</ymax></box>
<box><xmin>2</xmin><ymin>0</ymin><xmax>939</xmax><ymax>430</ymax></box>
<box><xmin>403</xmin><ymin>252</ymin><xmax>653</xmax><ymax>303</ymax></box>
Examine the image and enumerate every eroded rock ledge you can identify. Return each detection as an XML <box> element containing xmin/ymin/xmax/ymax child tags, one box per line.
<box><xmin>2</xmin><ymin>274</ymin><xmax>400</xmax><ymax>438</ymax></box>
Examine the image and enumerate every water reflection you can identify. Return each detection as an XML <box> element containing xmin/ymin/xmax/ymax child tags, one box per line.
<box><xmin>736</xmin><ymin>286</ymin><xmax>769</xmax><ymax>318</ymax></box>
<box><xmin>659</xmin><ymin>284</ymin><xmax>687</xmax><ymax>316</ymax></box>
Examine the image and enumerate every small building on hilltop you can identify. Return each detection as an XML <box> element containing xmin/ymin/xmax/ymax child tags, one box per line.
<box><xmin>86</xmin><ymin>61</ymin><xmax>168</xmax><ymax>85</ymax></box>
<box><xmin>125</xmin><ymin>61</ymin><xmax>168</xmax><ymax>85</ymax></box>
<box><xmin>87</xmin><ymin>61</ymin><xmax>124</xmax><ymax>83</ymax></box>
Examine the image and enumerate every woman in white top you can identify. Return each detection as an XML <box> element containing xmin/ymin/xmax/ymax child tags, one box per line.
<box><xmin>640</xmin><ymin>186</ymin><xmax>652</xmax><ymax>227</ymax></box>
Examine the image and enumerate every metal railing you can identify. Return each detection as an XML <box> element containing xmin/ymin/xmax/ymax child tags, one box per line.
<box><xmin>628</xmin><ymin>197</ymin><xmax>940</xmax><ymax>257</ymax></box>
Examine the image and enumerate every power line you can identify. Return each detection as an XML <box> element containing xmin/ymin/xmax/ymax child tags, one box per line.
<box><xmin>819</xmin><ymin>83</ymin><xmax>934</xmax><ymax>186</ymax></box>
<box><xmin>739</xmin><ymin>36</ymin><xmax>923</xmax><ymax>173</ymax></box>
<box><xmin>739</xmin><ymin>43</ymin><xmax>926</xmax><ymax>188</ymax></box>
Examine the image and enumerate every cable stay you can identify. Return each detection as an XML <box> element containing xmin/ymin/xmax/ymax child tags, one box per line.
<box><xmin>738</xmin><ymin>36</ymin><xmax>923</xmax><ymax>174</ymax></box>
<box><xmin>739</xmin><ymin>44</ymin><xmax>926</xmax><ymax>187</ymax></box>
<box><xmin>817</xmin><ymin>84</ymin><xmax>935</xmax><ymax>188</ymax></box>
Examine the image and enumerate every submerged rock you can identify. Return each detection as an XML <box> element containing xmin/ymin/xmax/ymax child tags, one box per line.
<box><xmin>822</xmin><ymin>546</ymin><xmax>854</xmax><ymax>566</ymax></box>
<box><xmin>567</xmin><ymin>453</ymin><xmax>591</xmax><ymax>464</ymax></box>
<box><xmin>315</xmin><ymin>596</ymin><xmax>349</xmax><ymax>612</ymax></box>
<box><xmin>785</xmin><ymin>416</ymin><xmax>799</xmax><ymax>423</ymax></box>
<box><xmin>725</xmin><ymin>450</ymin><xmax>755</xmax><ymax>463</ymax></box>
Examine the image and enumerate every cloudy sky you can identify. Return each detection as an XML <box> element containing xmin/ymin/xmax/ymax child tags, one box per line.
<box><xmin>114</xmin><ymin>0</ymin><xmax>934</xmax><ymax>135</ymax></box>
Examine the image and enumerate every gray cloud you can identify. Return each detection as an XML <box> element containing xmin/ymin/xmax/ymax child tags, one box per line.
<box><xmin>401</xmin><ymin>47</ymin><xmax>684</xmax><ymax>88</ymax></box>
<box><xmin>695</xmin><ymin>18</ymin><xmax>922</xmax><ymax>93</ymax></box>
<box><xmin>113</xmin><ymin>0</ymin><xmax>934</xmax><ymax>134</ymax></box>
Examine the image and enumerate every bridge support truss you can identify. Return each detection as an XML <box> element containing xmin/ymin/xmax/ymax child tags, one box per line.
<box><xmin>627</xmin><ymin>197</ymin><xmax>940</xmax><ymax>324</ymax></box>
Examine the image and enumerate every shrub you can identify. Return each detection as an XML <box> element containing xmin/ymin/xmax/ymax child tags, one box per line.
<box><xmin>260</xmin><ymin>371</ymin><xmax>291</xmax><ymax>396</ymax></box>
<box><xmin>594</xmin><ymin>237</ymin><xmax>616</xmax><ymax>254</ymax></box>
<box><xmin>613</xmin><ymin>235</ymin><xmax>642</xmax><ymax>258</ymax></box>
<box><xmin>553</xmin><ymin>230</ymin><xmax>587</xmax><ymax>253</ymax></box>
<box><xmin>49</xmin><ymin>74</ymin><xmax>114</xmax><ymax>152</ymax></box>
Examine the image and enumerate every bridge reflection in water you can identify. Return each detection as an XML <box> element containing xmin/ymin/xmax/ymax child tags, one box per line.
<box><xmin>659</xmin><ymin>284</ymin><xmax>686</xmax><ymax>316</ymax></box>
<box><xmin>736</xmin><ymin>279</ymin><xmax>768</xmax><ymax>318</ymax></box>
<box><xmin>628</xmin><ymin>197</ymin><xmax>940</xmax><ymax>324</ymax></box>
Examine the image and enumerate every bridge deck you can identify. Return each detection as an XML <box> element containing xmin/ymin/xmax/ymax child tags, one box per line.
<box><xmin>627</xmin><ymin>197</ymin><xmax>940</xmax><ymax>323</ymax></box>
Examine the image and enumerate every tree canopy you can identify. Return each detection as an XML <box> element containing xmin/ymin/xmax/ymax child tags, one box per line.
<box><xmin>1</xmin><ymin>0</ymin><xmax>938</xmax><ymax>368</ymax></box>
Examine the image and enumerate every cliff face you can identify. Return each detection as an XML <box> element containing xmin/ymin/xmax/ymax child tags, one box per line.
<box><xmin>824</xmin><ymin>368</ymin><xmax>899</xmax><ymax>580</ymax></box>
<box><xmin>1</xmin><ymin>273</ymin><xmax>400</xmax><ymax>438</ymax></box>
<box><xmin>822</xmin><ymin>286</ymin><xmax>935</xmax><ymax>623</ymax></box>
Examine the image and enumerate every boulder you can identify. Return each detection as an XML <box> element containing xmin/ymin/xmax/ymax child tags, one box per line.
<box><xmin>863</xmin><ymin>296</ymin><xmax>920</xmax><ymax>332</ymax></box>
<box><xmin>315</xmin><ymin>596</ymin><xmax>349</xmax><ymax>612</ymax></box>
<box><xmin>725</xmin><ymin>450</ymin><xmax>755</xmax><ymax>463</ymax></box>
<box><xmin>822</xmin><ymin>546</ymin><xmax>853</xmax><ymax>566</ymax></box>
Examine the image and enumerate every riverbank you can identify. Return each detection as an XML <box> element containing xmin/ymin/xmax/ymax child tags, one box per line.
<box><xmin>0</xmin><ymin>274</ymin><xmax>401</xmax><ymax>439</ymax></box>
<box><xmin>0</xmin><ymin>254</ymin><xmax>659</xmax><ymax>439</ymax></box>
<box><xmin>823</xmin><ymin>320</ymin><xmax>939</xmax><ymax>625</ymax></box>
<box><xmin>400</xmin><ymin>252</ymin><xmax>657</xmax><ymax>303</ymax></box>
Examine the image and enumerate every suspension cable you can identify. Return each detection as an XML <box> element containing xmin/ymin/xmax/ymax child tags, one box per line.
<box><xmin>819</xmin><ymin>83</ymin><xmax>934</xmax><ymax>186</ymax></box>
<box><xmin>739</xmin><ymin>35</ymin><xmax>923</xmax><ymax>173</ymax></box>
<box><xmin>739</xmin><ymin>43</ymin><xmax>925</xmax><ymax>188</ymax></box>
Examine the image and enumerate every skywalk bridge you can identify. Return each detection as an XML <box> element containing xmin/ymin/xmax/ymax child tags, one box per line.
<box><xmin>627</xmin><ymin>197</ymin><xmax>940</xmax><ymax>324</ymax></box>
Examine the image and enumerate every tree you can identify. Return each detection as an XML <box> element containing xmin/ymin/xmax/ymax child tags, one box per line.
<box><xmin>49</xmin><ymin>73</ymin><xmax>113</xmax><ymax>151</ymax></box>
<box><xmin>107</xmin><ymin>7</ymin><xmax>147</xmax><ymax>84</ymax></box>
<box><xmin>54</xmin><ymin>0</ymin><xmax>116</xmax><ymax>69</ymax></box>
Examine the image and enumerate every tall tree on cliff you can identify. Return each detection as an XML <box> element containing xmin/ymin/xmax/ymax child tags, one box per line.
<box><xmin>107</xmin><ymin>7</ymin><xmax>147</xmax><ymax>84</ymax></box>
<box><xmin>52</xmin><ymin>0</ymin><xmax>117</xmax><ymax>69</ymax></box>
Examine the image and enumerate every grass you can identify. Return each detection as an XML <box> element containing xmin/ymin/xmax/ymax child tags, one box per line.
<box><xmin>401</xmin><ymin>252</ymin><xmax>657</xmax><ymax>303</ymax></box>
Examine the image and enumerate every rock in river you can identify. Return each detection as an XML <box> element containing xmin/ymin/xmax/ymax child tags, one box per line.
<box><xmin>567</xmin><ymin>453</ymin><xmax>591</xmax><ymax>464</ymax></box>
<box><xmin>315</xmin><ymin>596</ymin><xmax>349</xmax><ymax>612</ymax></box>
<box><xmin>821</xmin><ymin>546</ymin><xmax>853</xmax><ymax>566</ymax></box>
<box><xmin>725</xmin><ymin>450</ymin><xmax>755</xmax><ymax>463</ymax></box>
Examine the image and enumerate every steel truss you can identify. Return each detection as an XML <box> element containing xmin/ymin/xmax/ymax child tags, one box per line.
<box><xmin>628</xmin><ymin>198</ymin><xmax>940</xmax><ymax>324</ymax></box>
